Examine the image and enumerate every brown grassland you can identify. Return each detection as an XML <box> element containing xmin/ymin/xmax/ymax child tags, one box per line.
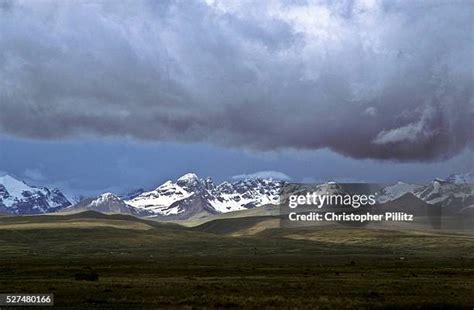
<box><xmin>0</xmin><ymin>212</ymin><xmax>473</xmax><ymax>309</ymax></box>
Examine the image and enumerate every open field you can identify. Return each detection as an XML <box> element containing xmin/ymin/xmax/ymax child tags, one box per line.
<box><xmin>0</xmin><ymin>212</ymin><xmax>473</xmax><ymax>309</ymax></box>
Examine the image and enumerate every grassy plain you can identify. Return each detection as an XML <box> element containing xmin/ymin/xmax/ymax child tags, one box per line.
<box><xmin>0</xmin><ymin>212</ymin><xmax>473</xmax><ymax>309</ymax></box>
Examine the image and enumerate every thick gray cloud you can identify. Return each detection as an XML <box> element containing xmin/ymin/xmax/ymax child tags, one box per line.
<box><xmin>0</xmin><ymin>0</ymin><xmax>472</xmax><ymax>161</ymax></box>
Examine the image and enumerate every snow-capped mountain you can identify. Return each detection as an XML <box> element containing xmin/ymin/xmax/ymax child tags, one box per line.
<box><xmin>444</xmin><ymin>173</ymin><xmax>474</xmax><ymax>184</ymax></box>
<box><xmin>126</xmin><ymin>173</ymin><xmax>282</xmax><ymax>219</ymax></box>
<box><xmin>414</xmin><ymin>177</ymin><xmax>474</xmax><ymax>209</ymax></box>
<box><xmin>0</xmin><ymin>174</ymin><xmax>71</xmax><ymax>215</ymax></box>
<box><xmin>62</xmin><ymin>192</ymin><xmax>151</xmax><ymax>216</ymax></box>
<box><xmin>375</xmin><ymin>174</ymin><xmax>474</xmax><ymax>212</ymax></box>
<box><xmin>2</xmin><ymin>171</ymin><xmax>472</xmax><ymax>218</ymax></box>
<box><xmin>375</xmin><ymin>182</ymin><xmax>423</xmax><ymax>203</ymax></box>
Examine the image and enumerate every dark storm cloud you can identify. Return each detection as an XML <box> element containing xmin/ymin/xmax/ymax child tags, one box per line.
<box><xmin>0</xmin><ymin>0</ymin><xmax>472</xmax><ymax>161</ymax></box>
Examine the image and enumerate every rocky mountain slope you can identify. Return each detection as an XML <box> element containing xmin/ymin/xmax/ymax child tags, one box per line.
<box><xmin>125</xmin><ymin>173</ymin><xmax>282</xmax><ymax>219</ymax></box>
<box><xmin>0</xmin><ymin>174</ymin><xmax>71</xmax><ymax>215</ymax></box>
<box><xmin>2</xmin><ymin>172</ymin><xmax>472</xmax><ymax>217</ymax></box>
<box><xmin>375</xmin><ymin>173</ymin><xmax>474</xmax><ymax>213</ymax></box>
<box><xmin>61</xmin><ymin>192</ymin><xmax>152</xmax><ymax>217</ymax></box>
<box><xmin>375</xmin><ymin>182</ymin><xmax>423</xmax><ymax>203</ymax></box>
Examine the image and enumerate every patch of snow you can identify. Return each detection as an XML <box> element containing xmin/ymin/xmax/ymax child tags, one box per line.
<box><xmin>125</xmin><ymin>181</ymin><xmax>193</xmax><ymax>213</ymax></box>
<box><xmin>376</xmin><ymin>182</ymin><xmax>421</xmax><ymax>203</ymax></box>
<box><xmin>177</xmin><ymin>173</ymin><xmax>199</xmax><ymax>183</ymax></box>
<box><xmin>446</xmin><ymin>173</ymin><xmax>474</xmax><ymax>184</ymax></box>
<box><xmin>0</xmin><ymin>174</ymin><xmax>34</xmax><ymax>197</ymax></box>
<box><xmin>90</xmin><ymin>192</ymin><xmax>120</xmax><ymax>207</ymax></box>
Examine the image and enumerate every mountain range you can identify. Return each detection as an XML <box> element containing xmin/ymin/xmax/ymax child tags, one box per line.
<box><xmin>116</xmin><ymin>173</ymin><xmax>281</xmax><ymax>219</ymax></box>
<box><xmin>0</xmin><ymin>174</ymin><xmax>71</xmax><ymax>215</ymax></box>
<box><xmin>0</xmin><ymin>172</ymin><xmax>473</xmax><ymax>219</ymax></box>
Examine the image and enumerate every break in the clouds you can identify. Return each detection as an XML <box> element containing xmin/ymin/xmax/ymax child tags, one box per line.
<box><xmin>0</xmin><ymin>0</ymin><xmax>472</xmax><ymax>161</ymax></box>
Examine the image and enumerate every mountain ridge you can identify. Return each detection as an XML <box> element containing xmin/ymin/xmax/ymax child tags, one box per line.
<box><xmin>1</xmin><ymin>172</ymin><xmax>473</xmax><ymax>217</ymax></box>
<box><xmin>0</xmin><ymin>174</ymin><xmax>71</xmax><ymax>215</ymax></box>
<box><xmin>125</xmin><ymin>173</ymin><xmax>282</xmax><ymax>219</ymax></box>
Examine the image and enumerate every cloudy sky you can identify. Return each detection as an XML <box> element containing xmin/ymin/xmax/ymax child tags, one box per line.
<box><xmin>0</xmin><ymin>0</ymin><xmax>473</xmax><ymax>196</ymax></box>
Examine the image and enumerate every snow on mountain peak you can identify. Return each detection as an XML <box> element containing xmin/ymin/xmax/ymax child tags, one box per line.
<box><xmin>177</xmin><ymin>173</ymin><xmax>199</xmax><ymax>183</ymax></box>
<box><xmin>91</xmin><ymin>192</ymin><xmax>121</xmax><ymax>206</ymax></box>
<box><xmin>376</xmin><ymin>182</ymin><xmax>422</xmax><ymax>203</ymax></box>
<box><xmin>445</xmin><ymin>173</ymin><xmax>474</xmax><ymax>184</ymax></box>
<box><xmin>126</xmin><ymin>176</ymin><xmax>195</xmax><ymax>216</ymax></box>
<box><xmin>0</xmin><ymin>174</ymin><xmax>71</xmax><ymax>214</ymax></box>
<box><xmin>3</xmin><ymin>171</ymin><xmax>473</xmax><ymax>217</ymax></box>
<box><xmin>160</xmin><ymin>180</ymin><xmax>174</xmax><ymax>187</ymax></box>
<box><xmin>65</xmin><ymin>191</ymin><xmax>152</xmax><ymax>217</ymax></box>
<box><xmin>0</xmin><ymin>174</ymin><xmax>33</xmax><ymax>197</ymax></box>
<box><xmin>414</xmin><ymin>175</ymin><xmax>474</xmax><ymax>206</ymax></box>
<box><xmin>124</xmin><ymin>173</ymin><xmax>283</xmax><ymax>218</ymax></box>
